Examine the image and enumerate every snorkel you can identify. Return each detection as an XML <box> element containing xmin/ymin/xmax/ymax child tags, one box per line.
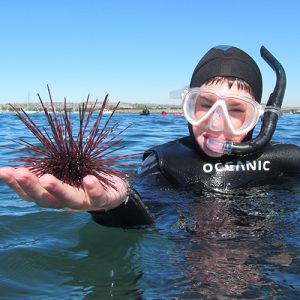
<box><xmin>206</xmin><ymin>46</ymin><xmax>286</xmax><ymax>155</ymax></box>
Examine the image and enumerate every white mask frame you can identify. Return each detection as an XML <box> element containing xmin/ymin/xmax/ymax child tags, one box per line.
<box><xmin>182</xmin><ymin>88</ymin><xmax>264</xmax><ymax>136</ymax></box>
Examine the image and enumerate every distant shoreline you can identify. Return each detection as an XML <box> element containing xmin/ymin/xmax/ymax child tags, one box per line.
<box><xmin>0</xmin><ymin>102</ymin><xmax>299</xmax><ymax>114</ymax></box>
<box><xmin>0</xmin><ymin>102</ymin><xmax>184</xmax><ymax>114</ymax></box>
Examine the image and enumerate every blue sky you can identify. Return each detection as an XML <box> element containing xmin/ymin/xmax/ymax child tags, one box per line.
<box><xmin>0</xmin><ymin>0</ymin><xmax>299</xmax><ymax>106</ymax></box>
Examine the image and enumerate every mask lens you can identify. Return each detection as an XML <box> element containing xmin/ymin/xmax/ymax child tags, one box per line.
<box><xmin>225</xmin><ymin>97</ymin><xmax>257</xmax><ymax>131</ymax></box>
<box><xmin>183</xmin><ymin>88</ymin><xmax>261</xmax><ymax>134</ymax></box>
<box><xmin>183</xmin><ymin>90</ymin><xmax>218</xmax><ymax>122</ymax></box>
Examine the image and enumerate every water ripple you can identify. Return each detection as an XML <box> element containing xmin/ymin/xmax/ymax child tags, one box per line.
<box><xmin>0</xmin><ymin>112</ymin><xmax>300</xmax><ymax>298</ymax></box>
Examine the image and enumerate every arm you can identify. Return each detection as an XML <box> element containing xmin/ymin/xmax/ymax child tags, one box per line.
<box><xmin>0</xmin><ymin>166</ymin><xmax>154</xmax><ymax>228</ymax></box>
<box><xmin>87</xmin><ymin>152</ymin><xmax>159</xmax><ymax>228</ymax></box>
<box><xmin>89</xmin><ymin>187</ymin><xmax>154</xmax><ymax>228</ymax></box>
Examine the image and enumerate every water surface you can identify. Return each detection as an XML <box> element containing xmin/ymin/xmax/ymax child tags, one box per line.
<box><xmin>0</xmin><ymin>112</ymin><xmax>300</xmax><ymax>299</ymax></box>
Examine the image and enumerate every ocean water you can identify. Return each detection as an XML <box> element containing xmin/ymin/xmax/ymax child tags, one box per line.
<box><xmin>0</xmin><ymin>111</ymin><xmax>300</xmax><ymax>299</ymax></box>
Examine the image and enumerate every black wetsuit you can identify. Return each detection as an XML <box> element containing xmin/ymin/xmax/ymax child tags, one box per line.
<box><xmin>90</xmin><ymin>136</ymin><xmax>300</xmax><ymax>228</ymax></box>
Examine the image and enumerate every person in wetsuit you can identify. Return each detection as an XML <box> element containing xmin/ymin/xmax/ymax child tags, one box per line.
<box><xmin>0</xmin><ymin>45</ymin><xmax>299</xmax><ymax>228</ymax></box>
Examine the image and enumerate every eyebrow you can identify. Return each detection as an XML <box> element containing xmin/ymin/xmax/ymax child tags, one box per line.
<box><xmin>200</xmin><ymin>96</ymin><xmax>215</xmax><ymax>102</ymax></box>
<box><xmin>229</xmin><ymin>102</ymin><xmax>244</xmax><ymax>107</ymax></box>
<box><xmin>227</xmin><ymin>102</ymin><xmax>247</xmax><ymax>110</ymax></box>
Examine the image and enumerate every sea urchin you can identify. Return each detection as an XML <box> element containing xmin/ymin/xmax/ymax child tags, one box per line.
<box><xmin>8</xmin><ymin>86</ymin><xmax>132</xmax><ymax>190</ymax></box>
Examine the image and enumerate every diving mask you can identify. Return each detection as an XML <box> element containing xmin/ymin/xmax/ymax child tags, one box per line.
<box><xmin>182</xmin><ymin>88</ymin><xmax>264</xmax><ymax>136</ymax></box>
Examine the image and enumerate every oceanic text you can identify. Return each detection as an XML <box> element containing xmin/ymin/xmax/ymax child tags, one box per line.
<box><xmin>203</xmin><ymin>160</ymin><xmax>271</xmax><ymax>173</ymax></box>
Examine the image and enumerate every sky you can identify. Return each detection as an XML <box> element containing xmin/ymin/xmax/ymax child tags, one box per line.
<box><xmin>0</xmin><ymin>0</ymin><xmax>299</xmax><ymax>106</ymax></box>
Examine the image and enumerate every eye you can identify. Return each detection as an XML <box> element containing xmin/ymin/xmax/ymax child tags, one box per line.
<box><xmin>196</xmin><ymin>97</ymin><xmax>214</xmax><ymax>110</ymax></box>
<box><xmin>200</xmin><ymin>103</ymin><xmax>213</xmax><ymax>109</ymax></box>
<box><xmin>228</xmin><ymin>102</ymin><xmax>247</xmax><ymax>114</ymax></box>
<box><xmin>230</xmin><ymin>108</ymin><xmax>245</xmax><ymax>114</ymax></box>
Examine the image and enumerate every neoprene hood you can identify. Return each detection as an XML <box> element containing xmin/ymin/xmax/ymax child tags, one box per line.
<box><xmin>188</xmin><ymin>45</ymin><xmax>286</xmax><ymax>156</ymax></box>
<box><xmin>190</xmin><ymin>45</ymin><xmax>263</xmax><ymax>102</ymax></box>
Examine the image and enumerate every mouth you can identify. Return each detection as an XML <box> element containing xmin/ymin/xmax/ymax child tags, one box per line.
<box><xmin>202</xmin><ymin>133</ymin><xmax>228</xmax><ymax>154</ymax></box>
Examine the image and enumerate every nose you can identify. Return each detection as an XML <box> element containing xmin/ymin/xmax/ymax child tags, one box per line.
<box><xmin>209</xmin><ymin>106</ymin><xmax>225</xmax><ymax>132</ymax></box>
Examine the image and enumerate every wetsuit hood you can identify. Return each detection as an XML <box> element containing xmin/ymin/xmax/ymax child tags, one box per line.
<box><xmin>188</xmin><ymin>45</ymin><xmax>262</xmax><ymax>155</ymax></box>
<box><xmin>190</xmin><ymin>45</ymin><xmax>263</xmax><ymax>102</ymax></box>
<box><xmin>188</xmin><ymin>46</ymin><xmax>286</xmax><ymax>156</ymax></box>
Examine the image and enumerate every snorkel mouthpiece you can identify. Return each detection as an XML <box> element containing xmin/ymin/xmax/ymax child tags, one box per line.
<box><xmin>222</xmin><ymin>46</ymin><xmax>286</xmax><ymax>155</ymax></box>
<box><xmin>206</xmin><ymin>137</ymin><xmax>233</xmax><ymax>154</ymax></box>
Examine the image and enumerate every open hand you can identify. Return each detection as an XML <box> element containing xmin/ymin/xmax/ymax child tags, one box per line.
<box><xmin>0</xmin><ymin>167</ymin><xmax>128</xmax><ymax>212</ymax></box>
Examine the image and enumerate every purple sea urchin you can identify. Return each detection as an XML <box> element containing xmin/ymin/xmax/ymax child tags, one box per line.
<box><xmin>8</xmin><ymin>86</ymin><xmax>132</xmax><ymax>190</ymax></box>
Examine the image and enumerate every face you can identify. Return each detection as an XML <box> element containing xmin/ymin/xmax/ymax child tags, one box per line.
<box><xmin>192</xmin><ymin>80</ymin><xmax>255</xmax><ymax>158</ymax></box>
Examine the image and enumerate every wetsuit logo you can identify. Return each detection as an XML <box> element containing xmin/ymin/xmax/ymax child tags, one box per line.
<box><xmin>203</xmin><ymin>160</ymin><xmax>271</xmax><ymax>173</ymax></box>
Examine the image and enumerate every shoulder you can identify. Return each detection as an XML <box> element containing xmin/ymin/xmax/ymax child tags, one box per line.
<box><xmin>138</xmin><ymin>151</ymin><xmax>159</xmax><ymax>176</ymax></box>
<box><xmin>262</xmin><ymin>142</ymin><xmax>300</xmax><ymax>158</ymax></box>
<box><xmin>141</xmin><ymin>136</ymin><xmax>191</xmax><ymax>160</ymax></box>
<box><xmin>260</xmin><ymin>142</ymin><xmax>300</xmax><ymax>172</ymax></box>
<box><xmin>138</xmin><ymin>136</ymin><xmax>194</xmax><ymax>177</ymax></box>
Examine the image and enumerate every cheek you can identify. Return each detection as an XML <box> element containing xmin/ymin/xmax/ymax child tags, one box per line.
<box><xmin>192</xmin><ymin>126</ymin><xmax>203</xmax><ymax>137</ymax></box>
<box><xmin>231</xmin><ymin>133</ymin><xmax>248</xmax><ymax>143</ymax></box>
<box><xmin>231</xmin><ymin>115</ymin><xmax>246</xmax><ymax>129</ymax></box>
<box><xmin>192</xmin><ymin>126</ymin><xmax>205</xmax><ymax>143</ymax></box>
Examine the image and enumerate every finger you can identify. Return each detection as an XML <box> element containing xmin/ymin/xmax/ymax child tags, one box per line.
<box><xmin>83</xmin><ymin>175</ymin><xmax>128</xmax><ymax>211</ymax></box>
<box><xmin>39</xmin><ymin>174</ymin><xmax>89</xmax><ymax>211</ymax></box>
<box><xmin>0</xmin><ymin>167</ymin><xmax>32</xmax><ymax>200</ymax></box>
<box><xmin>14</xmin><ymin>168</ymin><xmax>61</xmax><ymax>209</ymax></box>
<box><xmin>82</xmin><ymin>175</ymin><xmax>108</xmax><ymax>210</ymax></box>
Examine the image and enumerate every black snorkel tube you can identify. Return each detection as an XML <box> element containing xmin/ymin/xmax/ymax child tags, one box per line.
<box><xmin>222</xmin><ymin>46</ymin><xmax>286</xmax><ymax>155</ymax></box>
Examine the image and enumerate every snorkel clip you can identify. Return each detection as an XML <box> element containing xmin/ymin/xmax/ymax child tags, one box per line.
<box><xmin>263</xmin><ymin>105</ymin><xmax>282</xmax><ymax>117</ymax></box>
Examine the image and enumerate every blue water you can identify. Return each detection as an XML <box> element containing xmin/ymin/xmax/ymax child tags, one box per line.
<box><xmin>0</xmin><ymin>112</ymin><xmax>300</xmax><ymax>299</ymax></box>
